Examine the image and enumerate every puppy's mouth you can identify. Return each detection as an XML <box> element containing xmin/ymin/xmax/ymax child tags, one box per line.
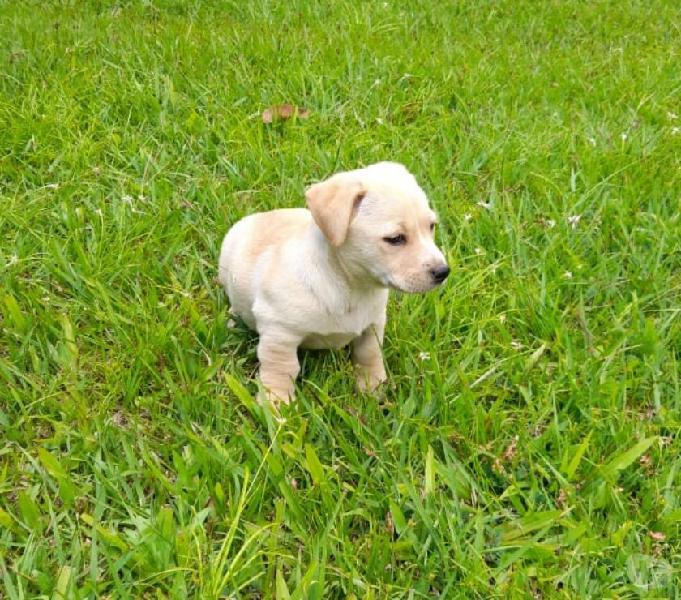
<box><xmin>383</xmin><ymin>276</ymin><xmax>403</xmax><ymax>292</ymax></box>
<box><xmin>384</xmin><ymin>277</ymin><xmax>440</xmax><ymax>294</ymax></box>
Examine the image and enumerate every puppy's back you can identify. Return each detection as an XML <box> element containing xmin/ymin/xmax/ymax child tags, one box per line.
<box><xmin>218</xmin><ymin>208</ymin><xmax>312</xmax><ymax>325</ymax></box>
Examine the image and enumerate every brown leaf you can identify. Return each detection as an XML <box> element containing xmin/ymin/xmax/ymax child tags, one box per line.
<box><xmin>385</xmin><ymin>511</ymin><xmax>394</xmax><ymax>536</ymax></box>
<box><xmin>111</xmin><ymin>410</ymin><xmax>128</xmax><ymax>428</ymax></box>
<box><xmin>502</xmin><ymin>436</ymin><xmax>519</xmax><ymax>461</ymax></box>
<box><xmin>492</xmin><ymin>457</ymin><xmax>506</xmax><ymax>475</ymax></box>
<box><xmin>648</xmin><ymin>531</ymin><xmax>666</xmax><ymax>542</ymax></box>
<box><xmin>262</xmin><ymin>104</ymin><xmax>310</xmax><ymax>124</ymax></box>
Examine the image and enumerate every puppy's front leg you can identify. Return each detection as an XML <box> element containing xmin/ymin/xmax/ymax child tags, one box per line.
<box><xmin>353</xmin><ymin>324</ymin><xmax>387</xmax><ymax>392</ymax></box>
<box><xmin>257</xmin><ymin>332</ymin><xmax>301</xmax><ymax>404</ymax></box>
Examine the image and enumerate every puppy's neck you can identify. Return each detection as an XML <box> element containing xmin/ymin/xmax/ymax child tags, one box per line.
<box><xmin>308</xmin><ymin>225</ymin><xmax>384</xmax><ymax>294</ymax></box>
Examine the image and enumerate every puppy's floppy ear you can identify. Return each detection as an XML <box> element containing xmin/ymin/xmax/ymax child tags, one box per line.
<box><xmin>305</xmin><ymin>173</ymin><xmax>366</xmax><ymax>247</ymax></box>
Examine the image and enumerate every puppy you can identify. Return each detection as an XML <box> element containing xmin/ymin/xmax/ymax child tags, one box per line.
<box><xmin>218</xmin><ymin>162</ymin><xmax>449</xmax><ymax>403</ymax></box>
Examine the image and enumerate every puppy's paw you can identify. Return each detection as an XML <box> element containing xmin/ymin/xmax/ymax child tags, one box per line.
<box><xmin>356</xmin><ymin>366</ymin><xmax>387</xmax><ymax>393</ymax></box>
<box><xmin>257</xmin><ymin>383</ymin><xmax>295</xmax><ymax>407</ymax></box>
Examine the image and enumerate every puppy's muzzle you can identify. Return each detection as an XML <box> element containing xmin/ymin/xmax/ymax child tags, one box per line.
<box><xmin>430</xmin><ymin>265</ymin><xmax>450</xmax><ymax>284</ymax></box>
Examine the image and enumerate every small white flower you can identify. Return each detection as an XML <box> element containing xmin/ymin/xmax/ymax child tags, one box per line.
<box><xmin>376</xmin><ymin>117</ymin><xmax>384</xmax><ymax>125</ymax></box>
<box><xmin>587</xmin><ymin>137</ymin><xmax>596</xmax><ymax>146</ymax></box>
<box><xmin>620</xmin><ymin>133</ymin><xmax>628</xmax><ymax>141</ymax></box>
<box><xmin>477</xmin><ymin>200</ymin><xmax>493</xmax><ymax>210</ymax></box>
<box><xmin>567</xmin><ymin>215</ymin><xmax>581</xmax><ymax>229</ymax></box>
<box><xmin>94</xmin><ymin>208</ymin><xmax>103</xmax><ymax>217</ymax></box>
<box><xmin>545</xmin><ymin>219</ymin><xmax>556</xmax><ymax>229</ymax></box>
<box><xmin>373</xmin><ymin>79</ymin><xmax>381</xmax><ymax>86</ymax></box>
<box><xmin>464</xmin><ymin>212</ymin><xmax>473</xmax><ymax>222</ymax></box>
<box><xmin>563</xmin><ymin>271</ymin><xmax>573</xmax><ymax>279</ymax></box>
<box><xmin>474</xmin><ymin>247</ymin><xmax>484</xmax><ymax>255</ymax></box>
<box><xmin>418</xmin><ymin>351</ymin><xmax>430</xmax><ymax>361</ymax></box>
<box><xmin>672</xmin><ymin>127</ymin><xmax>680</xmax><ymax>135</ymax></box>
<box><xmin>510</xmin><ymin>340</ymin><xmax>523</xmax><ymax>351</ymax></box>
<box><xmin>122</xmin><ymin>194</ymin><xmax>133</xmax><ymax>204</ymax></box>
<box><xmin>668</xmin><ymin>112</ymin><xmax>678</xmax><ymax>120</ymax></box>
<box><xmin>7</xmin><ymin>254</ymin><xmax>19</xmax><ymax>266</ymax></box>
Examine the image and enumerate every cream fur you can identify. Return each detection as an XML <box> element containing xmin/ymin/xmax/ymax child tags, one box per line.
<box><xmin>218</xmin><ymin>162</ymin><xmax>448</xmax><ymax>403</ymax></box>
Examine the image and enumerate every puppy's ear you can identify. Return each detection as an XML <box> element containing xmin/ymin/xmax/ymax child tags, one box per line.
<box><xmin>305</xmin><ymin>174</ymin><xmax>365</xmax><ymax>247</ymax></box>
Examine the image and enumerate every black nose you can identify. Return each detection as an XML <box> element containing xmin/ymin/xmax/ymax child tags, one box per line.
<box><xmin>431</xmin><ymin>265</ymin><xmax>450</xmax><ymax>283</ymax></box>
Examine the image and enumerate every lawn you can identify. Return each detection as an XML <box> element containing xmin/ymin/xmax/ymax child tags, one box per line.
<box><xmin>1</xmin><ymin>0</ymin><xmax>680</xmax><ymax>597</ymax></box>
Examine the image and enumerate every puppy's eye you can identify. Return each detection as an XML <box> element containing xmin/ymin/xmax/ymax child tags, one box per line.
<box><xmin>383</xmin><ymin>234</ymin><xmax>407</xmax><ymax>246</ymax></box>
<box><xmin>430</xmin><ymin>222</ymin><xmax>436</xmax><ymax>232</ymax></box>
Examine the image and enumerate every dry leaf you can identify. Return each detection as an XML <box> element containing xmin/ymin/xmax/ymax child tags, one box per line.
<box><xmin>111</xmin><ymin>410</ymin><xmax>128</xmax><ymax>428</ymax></box>
<box><xmin>648</xmin><ymin>531</ymin><xmax>666</xmax><ymax>542</ymax></box>
<box><xmin>262</xmin><ymin>104</ymin><xmax>310</xmax><ymax>124</ymax></box>
<box><xmin>502</xmin><ymin>436</ymin><xmax>519</xmax><ymax>461</ymax></box>
<box><xmin>385</xmin><ymin>511</ymin><xmax>394</xmax><ymax>535</ymax></box>
<box><xmin>492</xmin><ymin>457</ymin><xmax>506</xmax><ymax>475</ymax></box>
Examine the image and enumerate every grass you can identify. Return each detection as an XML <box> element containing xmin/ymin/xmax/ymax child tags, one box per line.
<box><xmin>1</xmin><ymin>0</ymin><xmax>680</xmax><ymax>596</ymax></box>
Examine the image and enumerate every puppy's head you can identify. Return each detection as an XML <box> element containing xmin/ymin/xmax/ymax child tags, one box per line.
<box><xmin>306</xmin><ymin>162</ymin><xmax>449</xmax><ymax>293</ymax></box>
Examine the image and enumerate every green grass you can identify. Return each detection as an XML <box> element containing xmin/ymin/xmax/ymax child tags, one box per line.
<box><xmin>1</xmin><ymin>0</ymin><xmax>680</xmax><ymax>596</ymax></box>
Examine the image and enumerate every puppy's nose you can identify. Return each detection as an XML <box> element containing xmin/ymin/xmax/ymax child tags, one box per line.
<box><xmin>431</xmin><ymin>265</ymin><xmax>450</xmax><ymax>284</ymax></box>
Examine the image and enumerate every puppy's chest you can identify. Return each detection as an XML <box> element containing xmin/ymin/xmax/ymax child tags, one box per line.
<box><xmin>300</xmin><ymin>302</ymin><xmax>377</xmax><ymax>350</ymax></box>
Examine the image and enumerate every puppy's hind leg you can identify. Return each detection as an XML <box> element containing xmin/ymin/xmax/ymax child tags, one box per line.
<box><xmin>257</xmin><ymin>331</ymin><xmax>301</xmax><ymax>404</ymax></box>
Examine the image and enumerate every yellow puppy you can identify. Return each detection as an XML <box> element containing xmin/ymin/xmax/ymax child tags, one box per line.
<box><xmin>218</xmin><ymin>162</ymin><xmax>449</xmax><ymax>403</ymax></box>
